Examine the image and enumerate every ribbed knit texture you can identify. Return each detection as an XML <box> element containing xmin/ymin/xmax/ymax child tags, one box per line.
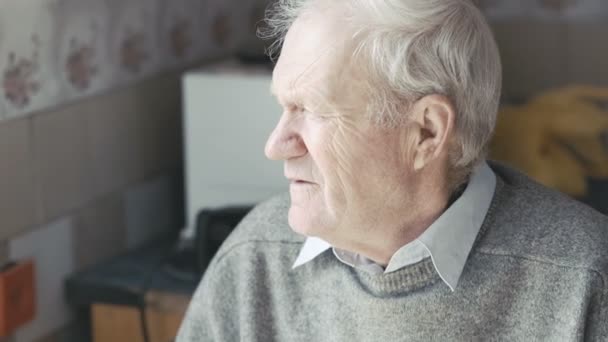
<box><xmin>177</xmin><ymin>162</ymin><xmax>608</xmax><ymax>341</ymax></box>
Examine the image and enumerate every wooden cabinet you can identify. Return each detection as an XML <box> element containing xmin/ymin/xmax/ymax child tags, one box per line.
<box><xmin>92</xmin><ymin>291</ymin><xmax>190</xmax><ymax>342</ymax></box>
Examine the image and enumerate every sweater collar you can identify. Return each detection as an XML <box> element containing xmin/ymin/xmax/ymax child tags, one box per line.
<box><xmin>292</xmin><ymin>162</ymin><xmax>496</xmax><ymax>291</ymax></box>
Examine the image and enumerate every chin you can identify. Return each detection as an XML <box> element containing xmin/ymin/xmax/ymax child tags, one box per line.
<box><xmin>288</xmin><ymin>205</ymin><xmax>325</xmax><ymax>238</ymax></box>
<box><xmin>288</xmin><ymin>207</ymin><xmax>312</xmax><ymax>236</ymax></box>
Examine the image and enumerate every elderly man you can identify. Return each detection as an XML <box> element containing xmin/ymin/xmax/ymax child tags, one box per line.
<box><xmin>178</xmin><ymin>0</ymin><xmax>608</xmax><ymax>340</ymax></box>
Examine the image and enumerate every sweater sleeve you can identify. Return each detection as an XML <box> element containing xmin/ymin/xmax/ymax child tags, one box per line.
<box><xmin>585</xmin><ymin>283</ymin><xmax>608</xmax><ymax>340</ymax></box>
<box><xmin>176</xmin><ymin>254</ymin><xmax>240</xmax><ymax>342</ymax></box>
<box><xmin>176</xmin><ymin>197</ymin><xmax>291</xmax><ymax>341</ymax></box>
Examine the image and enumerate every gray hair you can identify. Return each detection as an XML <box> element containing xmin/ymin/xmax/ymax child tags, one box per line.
<box><xmin>260</xmin><ymin>0</ymin><xmax>502</xmax><ymax>190</ymax></box>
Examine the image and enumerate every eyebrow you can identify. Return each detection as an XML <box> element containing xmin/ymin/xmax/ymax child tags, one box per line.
<box><xmin>269</xmin><ymin>81</ymin><xmax>299</xmax><ymax>106</ymax></box>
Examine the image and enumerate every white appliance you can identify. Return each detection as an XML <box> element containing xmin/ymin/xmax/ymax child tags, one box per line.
<box><xmin>180</xmin><ymin>66</ymin><xmax>287</xmax><ymax>240</ymax></box>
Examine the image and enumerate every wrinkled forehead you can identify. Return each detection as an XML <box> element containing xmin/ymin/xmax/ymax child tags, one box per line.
<box><xmin>271</xmin><ymin>9</ymin><xmax>357</xmax><ymax>104</ymax></box>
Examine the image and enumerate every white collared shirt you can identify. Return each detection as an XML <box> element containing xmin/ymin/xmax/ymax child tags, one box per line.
<box><xmin>292</xmin><ymin>162</ymin><xmax>497</xmax><ymax>291</ymax></box>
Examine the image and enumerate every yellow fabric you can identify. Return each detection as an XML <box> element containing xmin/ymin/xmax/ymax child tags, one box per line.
<box><xmin>491</xmin><ymin>85</ymin><xmax>608</xmax><ymax>196</ymax></box>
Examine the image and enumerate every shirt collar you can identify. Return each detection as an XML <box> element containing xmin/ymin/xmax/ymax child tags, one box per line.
<box><xmin>292</xmin><ymin>162</ymin><xmax>496</xmax><ymax>291</ymax></box>
<box><xmin>292</xmin><ymin>237</ymin><xmax>332</xmax><ymax>268</ymax></box>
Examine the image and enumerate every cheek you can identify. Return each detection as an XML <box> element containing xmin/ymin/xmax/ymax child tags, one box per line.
<box><xmin>301</xmin><ymin>124</ymin><xmax>349</xmax><ymax>214</ymax></box>
<box><xmin>319</xmin><ymin>126</ymin><xmax>370</xmax><ymax>208</ymax></box>
<box><xmin>329</xmin><ymin>127</ymin><xmax>409</xmax><ymax>204</ymax></box>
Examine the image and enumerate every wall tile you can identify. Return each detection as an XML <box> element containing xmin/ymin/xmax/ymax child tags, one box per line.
<box><xmin>491</xmin><ymin>19</ymin><xmax>569</xmax><ymax>100</ymax></box>
<box><xmin>138</xmin><ymin>72</ymin><xmax>183</xmax><ymax>176</ymax></box>
<box><xmin>53</xmin><ymin>0</ymin><xmax>113</xmax><ymax>101</ymax></box>
<box><xmin>157</xmin><ymin>0</ymin><xmax>205</xmax><ymax>67</ymax></box>
<box><xmin>32</xmin><ymin>102</ymin><xmax>93</xmax><ymax>220</ymax></box>
<box><xmin>0</xmin><ymin>118</ymin><xmax>42</xmax><ymax>240</ymax></box>
<box><xmin>72</xmin><ymin>193</ymin><xmax>127</xmax><ymax>270</ymax></box>
<box><xmin>86</xmin><ymin>88</ymin><xmax>145</xmax><ymax>198</ymax></box>
<box><xmin>125</xmin><ymin>173</ymin><xmax>182</xmax><ymax>248</ymax></box>
<box><xmin>200</xmin><ymin>0</ymin><xmax>249</xmax><ymax>58</ymax></box>
<box><xmin>0</xmin><ymin>240</ymin><xmax>8</xmax><ymax>265</ymax></box>
<box><xmin>105</xmin><ymin>0</ymin><xmax>162</xmax><ymax>84</ymax></box>
<box><xmin>0</xmin><ymin>99</ymin><xmax>6</xmax><ymax>120</ymax></box>
<box><xmin>566</xmin><ymin>20</ymin><xmax>608</xmax><ymax>86</ymax></box>
<box><xmin>0</xmin><ymin>1</ymin><xmax>64</xmax><ymax>120</ymax></box>
<box><xmin>0</xmin><ymin>0</ymin><xmax>249</xmax><ymax>123</ymax></box>
<box><xmin>9</xmin><ymin>218</ymin><xmax>75</xmax><ymax>342</ymax></box>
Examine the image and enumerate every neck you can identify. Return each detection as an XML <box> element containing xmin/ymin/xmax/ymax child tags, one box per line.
<box><xmin>368</xmin><ymin>188</ymin><xmax>450</xmax><ymax>265</ymax></box>
<box><xmin>331</xmin><ymin>170</ymin><xmax>452</xmax><ymax>266</ymax></box>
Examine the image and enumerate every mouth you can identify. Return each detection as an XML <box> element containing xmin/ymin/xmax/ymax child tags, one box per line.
<box><xmin>291</xmin><ymin>180</ymin><xmax>314</xmax><ymax>185</ymax></box>
<box><xmin>288</xmin><ymin>178</ymin><xmax>315</xmax><ymax>185</ymax></box>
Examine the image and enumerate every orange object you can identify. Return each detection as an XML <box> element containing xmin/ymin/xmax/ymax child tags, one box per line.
<box><xmin>0</xmin><ymin>260</ymin><xmax>36</xmax><ymax>337</ymax></box>
<box><xmin>491</xmin><ymin>85</ymin><xmax>608</xmax><ymax>196</ymax></box>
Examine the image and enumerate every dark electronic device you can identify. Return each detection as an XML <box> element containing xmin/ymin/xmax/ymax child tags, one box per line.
<box><xmin>195</xmin><ymin>206</ymin><xmax>253</xmax><ymax>273</ymax></box>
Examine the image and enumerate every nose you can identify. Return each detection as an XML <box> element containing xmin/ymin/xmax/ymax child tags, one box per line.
<box><xmin>265</xmin><ymin>112</ymin><xmax>307</xmax><ymax>160</ymax></box>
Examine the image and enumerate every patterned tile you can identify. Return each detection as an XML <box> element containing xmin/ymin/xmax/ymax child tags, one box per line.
<box><xmin>0</xmin><ymin>0</ymin><xmax>225</xmax><ymax>122</ymax></box>
<box><xmin>9</xmin><ymin>218</ymin><xmax>75</xmax><ymax>342</ymax></box>
<box><xmin>201</xmin><ymin>0</ymin><xmax>250</xmax><ymax>57</ymax></box>
<box><xmin>106</xmin><ymin>0</ymin><xmax>162</xmax><ymax>83</ymax></box>
<box><xmin>53</xmin><ymin>0</ymin><xmax>112</xmax><ymax>100</ymax></box>
<box><xmin>0</xmin><ymin>1</ymin><xmax>65</xmax><ymax>120</ymax></box>
<box><xmin>157</xmin><ymin>0</ymin><xmax>204</xmax><ymax>66</ymax></box>
<box><xmin>72</xmin><ymin>193</ymin><xmax>127</xmax><ymax>270</ymax></box>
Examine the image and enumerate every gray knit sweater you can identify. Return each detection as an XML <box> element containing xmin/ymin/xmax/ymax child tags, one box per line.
<box><xmin>177</xmin><ymin>163</ymin><xmax>608</xmax><ymax>341</ymax></box>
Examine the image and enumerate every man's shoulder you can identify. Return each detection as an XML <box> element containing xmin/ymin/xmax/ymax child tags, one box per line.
<box><xmin>216</xmin><ymin>192</ymin><xmax>305</xmax><ymax>258</ymax></box>
<box><xmin>480</xmin><ymin>162</ymin><xmax>608</xmax><ymax>273</ymax></box>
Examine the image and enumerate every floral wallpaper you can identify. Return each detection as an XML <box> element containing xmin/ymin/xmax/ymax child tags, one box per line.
<box><xmin>0</xmin><ymin>0</ymin><xmax>267</xmax><ymax>121</ymax></box>
<box><xmin>2</xmin><ymin>0</ymin><xmax>607</xmax><ymax>120</ymax></box>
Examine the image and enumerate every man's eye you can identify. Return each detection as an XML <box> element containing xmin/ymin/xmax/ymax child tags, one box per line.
<box><xmin>302</xmin><ymin>108</ymin><xmax>324</xmax><ymax>119</ymax></box>
<box><xmin>295</xmin><ymin>106</ymin><xmax>314</xmax><ymax>117</ymax></box>
<box><xmin>285</xmin><ymin>104</ymin><xmax>307</xmax><ymax>115</ymax></box>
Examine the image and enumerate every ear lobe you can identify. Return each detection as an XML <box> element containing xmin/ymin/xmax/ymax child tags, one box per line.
<box><xmin>413</xmin><ymin>131</ymin><xmax>437</xmax><ymax>170</ymax></box>
<box><xmin>411</xmin><ymin>95</ymin><xmax>455</xmax><ymax>170</ymax></box>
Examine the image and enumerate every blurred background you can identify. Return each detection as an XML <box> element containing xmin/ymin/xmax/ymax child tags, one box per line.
<box><xmin>0</xmin><ymin>0</ymin><xmax>606</xmax><ymax>341</ymax></box>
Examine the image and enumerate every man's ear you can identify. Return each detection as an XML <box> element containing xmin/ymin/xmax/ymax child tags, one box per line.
<box><xmin>408</xmin><ymin>94</ymin><xmax>455</xmax><ymax>171</ymax></box>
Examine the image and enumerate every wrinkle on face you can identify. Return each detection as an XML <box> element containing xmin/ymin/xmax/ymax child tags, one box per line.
<box><xmin>268</xmin><ymin>5</ymin><xmax>425</xmax><ymax>259</ymax></box>
<box><xmin>272</xmin><ymin>7</ymin><xmax>368</xmax><ymax>121</ymax></box>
